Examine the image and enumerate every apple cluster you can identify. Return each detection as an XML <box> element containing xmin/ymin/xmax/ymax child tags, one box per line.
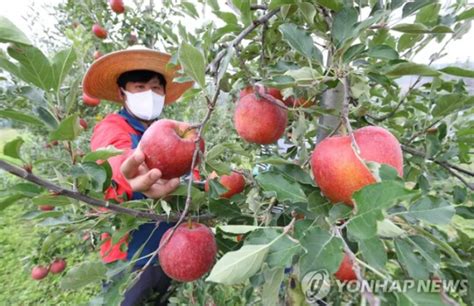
<box><xmin>31</xmin><ymin>259</ymin><xmax>67</xmax><ymax>281</ymax></box>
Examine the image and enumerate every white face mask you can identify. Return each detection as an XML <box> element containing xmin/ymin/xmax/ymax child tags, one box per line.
<box><xmin>123</xmin><ymin>90</ymin><xmax>165</xmax><ymax>121</ymax></box>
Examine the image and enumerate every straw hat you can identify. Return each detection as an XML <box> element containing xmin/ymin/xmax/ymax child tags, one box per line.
<box><xmin>82</xmin><ymin>47</ymin><xmax>193</xmax><ymax>104</ymax></box>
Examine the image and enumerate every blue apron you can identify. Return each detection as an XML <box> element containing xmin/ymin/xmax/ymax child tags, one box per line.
<box><xmin>118</xmin><ymin>108</ymin><xmax>174</xmax><ymax>267</ymax></box>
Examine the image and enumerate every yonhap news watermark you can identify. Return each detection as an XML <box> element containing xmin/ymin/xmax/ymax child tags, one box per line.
<box><xmin>335</xmin><ymin>279</ymin><xmax>468</xmax><ymax>294</ymax></box>
<box><xmin>302</xmin><ymin>269</ymin><xmax>468</xmax><ymax>303</ymax></box>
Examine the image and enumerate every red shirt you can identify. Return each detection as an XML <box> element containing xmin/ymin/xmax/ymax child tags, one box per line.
<box><xmin>91</xmin><ymin>114</ymin><xmax>136</xmax><ymax>263</ymax></box>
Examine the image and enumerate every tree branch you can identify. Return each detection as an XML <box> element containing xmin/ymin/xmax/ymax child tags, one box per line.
<box><xmin>401</xmin><ymin>145</ymin><xmax>474</xmax><ymax>190</ymax></box>
<box><xmin>207</xmin><ymin>8</ymin><xmax>280</xmax><ymax>74</ymax></box>
<box><xmin>0</xmin><ymin>160</ymin><xmax>214</xmax><ymax>221</ymax></box>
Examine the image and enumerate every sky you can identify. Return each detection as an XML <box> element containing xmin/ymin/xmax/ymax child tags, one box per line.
<box><xmin>1</xmin><ymin>0</ymin><xmax>474</xmax><ymax>65</ymax></box>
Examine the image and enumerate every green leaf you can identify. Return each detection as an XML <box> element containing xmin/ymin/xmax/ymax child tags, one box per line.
<box><xmin>299</xmin><ymin>227</ymin><xmax>344</xmax><ymax>276</ymax></box>
<box><xmin>274</xmin><ymin>164</ymin><xmax>314</xmax><ymax>186</ymax></box>
<box><xmin>347</xmin><ymin>181</ymin><xmax>416</xmax><ymax>240</ymax></box>
<box><xmin>0</xmin><ymin>16</ymin><xmax>31</xmax><ymax>45</ymax></box>
<box><xmin>394</xmin><ymin>238</ymin><xmax>430</xmax><ymax>279</ymax></box>
<box><xmin>298</xmin><ymin>3</ymin><xmax>316</xmax><ymax>25</ymax></box>
<box><xmin>7</xmin><ymin>44</ymin><xmax>54</xmax><ymax>91</ymax></box>
<box><xmin>11</xmin><ymin>183</ymin><xmax>43</xmax><ymax>197</ymax></box>
<box><xmin>82</xmin><ymin>146</ymin><xmax>123</xmax><ymax>162</ymax></box>
<box><xmin>178</xmin><ymin>42</ymin><xmax>206</xmax><ymax>88</ymax></box>
<box><xmin>206</xmin><ymin>244</ymin><xmax>270</xmax><ymax>285</ymax></box>
<box><xmin>269</xmin><ymin>0</ymin><xmax>294</xmax><ymax>9</ymax></box>
<box><xmin>386</xmin><ymin>62</ymin><xmax>440</xmax><ymax>77</ymax></box>
<box><xmin>432</xmin><ymin>94</ymin><xmax>474</xmax><ymax>117</ymax></box>
<box><xmin>391</xmin><ymin>23</ymin><xmax>452</xmax><ymax>34</ymax></box>
<box><xmin>262</xmin><ymin>266</ymin><xmax>285</xmax><ymax>306</ymax></box>
<box><xmin>367</xmin><ymin>45</ymin><xmax>399</xmax><ymax>60</ymax></box>
<box><xmin>41</xmin><ymin>231</ymin><xmax>64</xmax><ymax>254</ymax></box>
<box><xmin>218</xmin><ymin>225</ymin><xmax>267</xmax><ymax>234</ymax></box>
<box><xmin>278</xmin><ymin>23</ymin><xmax>323</xmax><ymax>64</ymax></box>
<box><xmin>358</xmin><ymin>238</ymin><xmax>387</xmax><ymax>270</ymax></box>
<box><xmin>209</xmin><ymin>199</ymin><xmax>241</xmax><ymax>218</ymax></box>
<box><xmin>439</xmin><ymin>66</ymin><xmax>474</xmax><ymax>78</ymax></box>
<box><xmin>402</xmin><ymin>0</ymin><xmax>433</xmax><ymax>18</ymax></box>
<box><xmin>255</xmin><ymin>172</ymin><xmax>307</xmax><ymax>203</ymax></box>
<box><xmin>315</xmin><ymin>0</ymin><xmax>342</xmax><ymax>12</ymax></box>
<box><xmin>216</xmin><ymin>46</ymin><xmax>234</xmax><ymax>85</ymax></box>
<box><xmin>0</xmin><ymin>194</ymin><xmax>25</xmax><ymax>211</ymax></box>
<box><xmin>377</xmin><ymin>219</ymin><xmax>405</xmax><ymax>238</ymax></box>
<box><xmin>456</xmin><ymin>7</ymin><xmax>474</xmax><ymax>21</ymax></box>
<box><xmin>50</xmin><ymin>47</ymin><xmax>77</xmax><ymax>91</ymax></box>
<box><xmin>404</xmin><ymin>197</ymin><xmax>455</xmax><ymax>225</ymax></box>
<box><xmin>49</xmin><ymin>114</ymin><xmax>81</xmax><ymax>141</ymax></box>
<box><xmin>181</xmin><ymin>1</ymin><xmax>199</xmax><ymax>19</ymax></box>
<box><xmin>343</xmin><ymin>44</ymin><xmax>366</xmax><ymax>63</ymax></box>
<box><xmin>3</xmin><ymin>137</ymin><xmax>24</xmax><ymax>160</ymax></box>
<box><xmin>397</xmin><ymin>34</ymin><xmax>423</xmax><ymax>52</ymax></box>
<box><xmin>32</xmin><ymin>195</ymin><xmax>71</xmax><ymax>206</ymax></box>
<box><xmin>232</xmin><ymin>0</ymin><xmax>252</xmax><ymax>25</ymax></box>
<box><xmin>331</xmin><ymin>7</ymin><xmax>358</xmax><ymax>47</ymax></box>
<box><xmin>71</xmin><ymin>162</ymin><xmax>108</xmax><ymax>192</ymax></box>
<box><xmin>60</xmin><ymin>261</ymin><xmax>107</xmax><ymax>290</ymax></box>
<box><xmin>0</xmin><ymin>109</ymin><xmax>46</xmax><ymax>127</ymax></box>
<box><xmin>35</xmin><ymin>106</ymin><xmax>58</xmax><ymax>130</ymax></box>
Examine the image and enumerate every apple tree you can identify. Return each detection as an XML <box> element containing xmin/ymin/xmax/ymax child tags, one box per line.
<box><xmin>0</xmin><ymin>0</ymin><xmax>473</xmax><ymax>305</ymax></box>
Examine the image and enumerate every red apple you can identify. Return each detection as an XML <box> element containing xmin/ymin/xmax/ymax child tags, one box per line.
<box><xmin>39</xmin><ymin>205</ymin><xmax>54</xmax><ymax>211</ymax></box>
<box><xmin>159</xmin><ymin>222</ymin><xmax>217</xmax><ymax>282</ymax></box>
<box><xmin>234</xmin><ymin>93</ymin><xmax>287</xmax><ymax>144</ymax></box>
<box><xmin>334</xmin><ymin>254</ymin><xmax>357</xmax><ymax>281</ymax></box>
<box><xmin>92</xmin><ymin>24</ymin><xmax>107</xmax><ymax>39</ymax></box>
<box><xmin>79</xmin><ymin>118</ymin><xmax>88</xmax><ymax>130</ymax></box>
<box><xmin>31</xmin><ymin>265</ymin><xmax>49</xmax><ymax>280</ymax></box>
<box><xmin>310</xmin><ymin>126</ymin><xmax>403</xmax><ymax>206</ymax></box>
<box><xmin>93</xmin><ymin>50</ymin><xmax>102</xmax><ymax>60</ymax></box>
<box><xmin>239</xmin><ymin>86</ymin><xmax>283</xmax><ymax>101</ymax></box>
<box><xmin>139</xmin><ymin>119</ymin><xmax>205</xmax><ymax>180</ymax></box>
<box><xmin>204</xmin><ymin>171</ymin><xmax>245</xmax><ymax>199</ymax></box>
<box><xmin>109</xmin><ymin>0</ymin><xmax>125</xmax><ymax>14</ymax></box>
<box><xmin>83</xmin><ymin>93</ymin><xmax>100</xmax><ymax>107</ymax></box>
<box><xmin>50</xmin><ymin>259</ymin><xmax>67</xmax><ymax>274</ymax></box>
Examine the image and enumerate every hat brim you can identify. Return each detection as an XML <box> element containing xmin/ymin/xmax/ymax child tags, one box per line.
<box><xmin>82</xmin><ymin>49</ymin><xmax>193</xmax><ymax>104</ymax></box>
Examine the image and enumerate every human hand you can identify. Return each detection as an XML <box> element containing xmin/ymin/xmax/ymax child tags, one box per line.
<box><xmin>120</xmin><ymin>148</ymin><xmax>180</xmax><ymax>199</ymax></box>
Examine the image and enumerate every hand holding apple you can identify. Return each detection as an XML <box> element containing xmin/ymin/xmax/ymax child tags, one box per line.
<box><xmin>120</xmin><ymin>148</ymin><xmax>180</xmax><ymax>199</ymax></box>
<box><xmin>139</xmin><ymin>119</ymin><xmax>205</xmax><ymax>179</ymax></box>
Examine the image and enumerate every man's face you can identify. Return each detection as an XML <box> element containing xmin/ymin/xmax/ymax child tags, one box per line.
<box><xmin>124</xmin><ymin>77</ymin><xmax>165</xmax><ymax>95</ymax></box>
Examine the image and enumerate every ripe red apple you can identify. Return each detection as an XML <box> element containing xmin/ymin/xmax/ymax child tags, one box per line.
<box><xmin>109</xmin><ymin>0</ymin><xmax>125</xmax><ymax>14</ymax></box>
<box><xmin>159</xmin><ymin>222</ymin><xmax>217</xmax><ymax>282</ymax></box>
<box><xmin>139</xmin><ymin>119</ymin><xmax>205</xmax><ymax>180</ymax></box>
<box><xmin>92</xmin><ymin>24</ymin><xmax>107</xmax><ymax>39</ymax></box>
<box><xmin>93</xmin><ymin>50</ymin><xmax>102</xmax><ymax>60</ymax></box>
<box><xmin>79</xmin><ymin>118</ymin><xmax>88</xmax><ymax>130</ymax></box>
<box><xmin>311</xmin><ymin>126</ymin><xmax>403</xmax><ymax>206</ymax></box>
<box><xmin>334</xmin><ymin>254</ymin><xmax>357</xmax><ymax>281</ymax></box>
<box><xmin>39</xmin><ymin>205</ymin><xmax>54</xmax><ymax>211</ymax></box>
<box><xmin>239</xmin><ymin>86</ymin><xmax>283</xmax><ymax>101</ymax></box>
<box><xmin>31</xmin><ymin>265</ymin><xmax>49</xmax><ymax>280</ymax></box>
<box><xmin>83</xmin><ymin>93</ymin><xmax>100</xmax><ymax>107</ymax></box>
<box><xmin>234</xmin><ymin>93</ymin><xmax>288</xmax><ymax>144</ymax></box>
<box><xmin>50</xmin><ymin>259</ymin><xmax>67</xmax><ymax>274</ymax></box>
<box><xmin>204</xmin><ymin>171</ymin><xmax>245</xmax><ymax>199</ymax></box>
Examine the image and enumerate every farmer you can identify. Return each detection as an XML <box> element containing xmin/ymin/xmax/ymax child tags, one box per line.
<box><xmin>82</xmin><ymin>47</ymin><xmax>194</xmax><ymax>305</ymax></box>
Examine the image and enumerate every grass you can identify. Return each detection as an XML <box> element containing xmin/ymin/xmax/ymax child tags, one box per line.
<box><xmin>0</xmin><ymin>203</ymin><xmax>100</xmax><ymax>305</ymax></box>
